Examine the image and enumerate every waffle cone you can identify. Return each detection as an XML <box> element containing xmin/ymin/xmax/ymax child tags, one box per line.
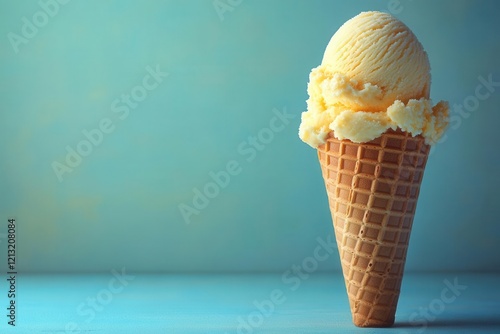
<box><xmin>317</xmin><ymin>129</ymin><xmax>430</xmax><ymax>327</ymax></box>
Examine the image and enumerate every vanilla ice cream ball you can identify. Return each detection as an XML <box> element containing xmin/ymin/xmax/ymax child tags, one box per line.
<box><xmin>299</xmin><ymin>11</ymin><xmax>449</xmax><ymax>147</ymax></box>
<box><xmin>322</xmin><ymin>11</ymin><xmax>431</xmax><ymax>111</ymax></box>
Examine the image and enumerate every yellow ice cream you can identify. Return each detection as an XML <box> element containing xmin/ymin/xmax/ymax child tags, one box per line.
<box><xmin>299</xmin><ymin>11</ymin><xmax>449</xmax><ymax>147</ymax></box>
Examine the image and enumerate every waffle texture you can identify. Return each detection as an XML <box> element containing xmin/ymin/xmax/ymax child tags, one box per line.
<box><xmin>317</xmin><ymin>129</ymin><xmax>430</xmax><ymax>327</ymax></box>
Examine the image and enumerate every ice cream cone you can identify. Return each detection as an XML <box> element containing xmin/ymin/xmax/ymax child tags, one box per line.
<box><xmin>317</xmin><ymin>128</ymin><xmax>430</xmax><ymax>327</ymax></box>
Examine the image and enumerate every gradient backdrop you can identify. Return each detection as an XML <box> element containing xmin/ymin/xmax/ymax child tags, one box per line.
<box><xmin>0</xmin><ymin>0</ymin><xmax>499</xmax><ymax>274</ymax></box>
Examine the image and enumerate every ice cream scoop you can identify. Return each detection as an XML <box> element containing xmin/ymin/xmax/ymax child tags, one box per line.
<box><xmin>299</xmin><ymin>11</ymin><xmax>449</xmax><ymax>147</ymax></box>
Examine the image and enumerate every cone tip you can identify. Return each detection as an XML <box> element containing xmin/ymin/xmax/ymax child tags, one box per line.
<box><xmin>352</xmin><ymin>314</ymin><xmax>395</xmax><ymax>327</ymax></box>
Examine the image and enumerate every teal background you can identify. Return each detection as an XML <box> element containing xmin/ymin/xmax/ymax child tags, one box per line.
<box><xmin>0</xmin><ymin>0</ymin><xmax>499</xmax><ymax>274</ymax></box>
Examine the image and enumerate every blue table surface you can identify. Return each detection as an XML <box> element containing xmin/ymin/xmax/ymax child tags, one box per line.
<box><xmin>0</xmin><ymin>272</ymin><xmax>499</xmax><ymax>333</ymax></box>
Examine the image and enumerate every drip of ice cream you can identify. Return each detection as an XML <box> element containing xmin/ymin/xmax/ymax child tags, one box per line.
<box><xmin>299</xmin><ymin>11</ymin><xmax>449</xmax><ymax>147</ymax></box>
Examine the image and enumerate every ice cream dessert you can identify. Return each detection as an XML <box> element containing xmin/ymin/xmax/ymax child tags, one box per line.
<box><xmin>299</xmin><ymin>11</ymin><xmax>449</xmax><ymax>327</ymax></box>
<box><xmin>299</xmin><ymin>11</ymin><xmax>448</xmax><ymax>148</ymax></box>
